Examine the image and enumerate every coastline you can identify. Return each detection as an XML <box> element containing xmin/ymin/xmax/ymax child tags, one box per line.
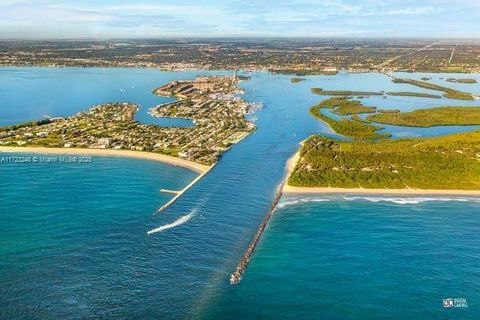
<box><xmin>283</xmin><ymin>185</ymin><xmax>480</xmax><ymax>196</ymax></box>
<box><xmin>282</xmin><ymin>148</ymin><xmax>480</xmax><ymax>196</ymax></box>
<box><xmin>0</xmin><ymin>146</ymin><xmax>210</xmax><ymax>174</ymax></box>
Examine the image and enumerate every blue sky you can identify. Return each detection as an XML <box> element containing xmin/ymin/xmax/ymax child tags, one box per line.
<box><xmin>0</xmin><ymin>0</ymin><xmax>479</xmax><ymax>39</ymax></box>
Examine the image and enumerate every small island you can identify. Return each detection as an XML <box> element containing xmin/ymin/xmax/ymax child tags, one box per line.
<box><xmin>391</xmin><ymin>77</ymin><xmax>475</xmax><ymax>100</ymax></box>
<box><xmin>386</xmin><ymin>91</ymin><xmax>442</xmax><ymax>99</ymax></box>
<box><xmin>312</xmin><ymin>88</ymin><xmax>384</xmax><ymax>96</ymax></box>
<box><xmin>446</xmin><ymin>78</ymin><xmax>477</xmax><ymax>84</ymax></box>
<box><xmin>290</xmin><ymin>77</ymin><xmax>306</xmax><ymax>83</ymax></box>
<box><xmin>367</xmin><ymin>106</ymin><xmax>480</xmax><ymax>127</ymax></box>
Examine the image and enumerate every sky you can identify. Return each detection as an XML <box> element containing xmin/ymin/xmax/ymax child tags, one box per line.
<box><xmin>0</xmin><ymin>0</ymin><xmax>479</xmax><ymax>39</ymax></box>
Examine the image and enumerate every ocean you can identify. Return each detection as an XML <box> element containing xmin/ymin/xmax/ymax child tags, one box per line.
<box><xmin>0</xmin><ymin>67</ymin><xmax>479</xmax><ymax>319</ymax></box>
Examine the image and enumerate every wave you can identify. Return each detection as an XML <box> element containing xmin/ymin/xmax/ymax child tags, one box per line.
<box><xmin>277</xmin><ymin>198</ymin><xmax>330</xmax><ymax>208</ymax></box>
<box><xmin>278</xmin><ymin>195</ymin><xmax>480</xmax><ymax>208</ymax></box>
<box><xmin>147</xmin><ymin>208</ymin><xmax>197</xmax><ymax>235</ymax></box>
<box><xmin>345</xmin><ymin>196</ymin><xmax>480</xmax><ymax>205</ymax></box>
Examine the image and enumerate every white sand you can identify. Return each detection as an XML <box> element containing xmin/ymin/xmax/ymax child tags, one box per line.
<box><xmin>0</xmin><ymin>146</ymin><xmax>210</xmax><ymax>173</ymax></box>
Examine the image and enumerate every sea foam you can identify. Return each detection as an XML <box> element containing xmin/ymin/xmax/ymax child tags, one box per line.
<box><xmin>278</xmin><ymin>195</ymin><xmax>480</xmax><ymax>208</ymax></box>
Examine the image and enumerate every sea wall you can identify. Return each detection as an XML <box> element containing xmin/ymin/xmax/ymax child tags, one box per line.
<box><xmin>230</xmin><ymin>182</ymin><xmax>285</xmax><ymax>284</ymax></box>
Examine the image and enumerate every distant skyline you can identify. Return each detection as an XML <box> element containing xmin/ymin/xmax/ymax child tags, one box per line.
<box><xmin>1</xmin><ymin>0</ymin><xmax>480</xmax><ymax>39</ymax></box>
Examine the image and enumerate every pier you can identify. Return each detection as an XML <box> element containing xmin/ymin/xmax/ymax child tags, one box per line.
<box><xmin>230</xmin><ymin>182</ymin><xmax>285</xmax><ymax>284</ymax></box>
<box><xmin>157</xmin><ymin>165</ymin><xmax>214</xmax><ymax>214</ymax></box>
<box><xmin>160</xmin><ymin>189</ymin><xmax>181</xmax><ymax>195</ymax></box>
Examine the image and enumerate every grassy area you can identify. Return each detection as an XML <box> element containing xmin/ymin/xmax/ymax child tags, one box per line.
<box><xmin>367</xmin><ymin>106</ymin><xmax>480</xmax><ymax>127</ymax></box>
<box><xmin>446</xmin><ymin>78</ymin><xmax>477</xmax><ymax>84</ymax></box>
<box><xmin>386</xmin><ymin>91</ymin><xmax>442</xmax><ymax>99</ymax></box>
<box><xmin>312</xmin><ymin>88</ymin><xmax>384</xmax><ymax>96</ymax></box>
<box><xmin>317</xmin><ymin>97</ymin><xmax>377</xmax><ymax>115</ymax></box>
<box><xmin>310</xmin><ymin>104</ymin><xmax>390</xmax><ymax>140</ymax></box>
<box><xmin>392</xmin><ymin>77</ymin><xmax>474</xmax><ymax>100</ymax></box>
<box><xmin>290</xmin><ymin>77</ymin><xmax>305</xmax><ymax>83</ymax></box>
<box><xmin>288</xmin><ymin>133</ymin><xmax>480</xmax><ymax>189</ymax></box>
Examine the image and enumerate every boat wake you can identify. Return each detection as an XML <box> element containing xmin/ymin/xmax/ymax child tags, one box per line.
<box><xmin>278</xmin><ymin>195</ymin><xmax>480</xmax><ymax>208</ymax></box>
<box><xmin>147</xmin><ymin>208</ymin><xmax>198</xmax><ymax>235</ymax></box>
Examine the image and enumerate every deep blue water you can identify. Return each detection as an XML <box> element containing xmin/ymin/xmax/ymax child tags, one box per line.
<box><xmin>0</xmin><ymin>67</ymin><xmax>479</xmax><ymax>319</ymax></box>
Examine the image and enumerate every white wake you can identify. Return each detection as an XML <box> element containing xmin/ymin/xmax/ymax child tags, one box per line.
<box><xmin>147</xmin><ymin>209</ymin><xmax>197</xmax><ymax>235</ymax></box>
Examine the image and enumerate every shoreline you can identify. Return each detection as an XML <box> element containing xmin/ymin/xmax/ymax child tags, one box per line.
<box><xmin>282</xmin><ymin>147</ymin><xmax>480</xmax><ymax>196</ymax></box>
<box><xmin>283</xmin><ymin>185</ymin><xmax>480</xmax><ymax>196</ymax></box>
<box><xmin>0</xmin><ymin>146</ymin><xmax>210</xmax><ymax>174</ymax></box>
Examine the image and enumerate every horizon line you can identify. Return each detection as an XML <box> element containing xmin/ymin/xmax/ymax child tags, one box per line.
<box><xmin>2</xmin><ymin>36</ymin><xmax>480</xmax><ymax>41</ymax></box>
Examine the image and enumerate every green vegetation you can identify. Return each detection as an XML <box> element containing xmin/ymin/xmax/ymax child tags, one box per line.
<box><xmin>378</xmin><ymin>109</ymin><xmax>400</xmax><ymax>114</ymax></box>
<box><xmin>446</xmin><ymin>78</ymin><xmax>477</xmax><ymax>84</ymax></box>
<box><xmin>386</xmin><ymin>91</ymin><xmax>442</xmax><ymax>99</ymax></box>
<box><xmin>392</xmin><ymin>77</ymin><xmax>474</xmax><ymax>100</ymax></box>
<box><xmin>316</xmin><ymin>97</ymin><xmax>377</xmax><ymax>115</ymax></box>
<box><xmin>310</xmin><ymin>104</ymin><xmax>390</xmax><ymax>140</ymax></box>
<box><xmin>290</xmin><ymin>77</ymin><xmax>305</xmax><ymax>83</ymax></box>
<box><xmin>3</xmin><ymin>119</ymin><xmax>52</xmax><ymax>131</ymax></box>
<box><xmin>288</xmin><ymin>133</ymin><xmax>480</xmax><ymax>189</ymax></box>
<box><xmin>312</xmin><ymin>88</ymin><xmax>384</xmax><ymax>96</ymax></box>
<box><xmin>367</xmin><ymin>107</ymin><xmax>480</xmax><ymax>127</ymax></box>
<box><xmin>351</xmin><ymin>115</ymin><xmax>370</xmax><ymax>123</ymax></box>
<box><xmin>316</xmin><ymin>70</ymin><xmax>339</xmax><ymax>76</ymax></box>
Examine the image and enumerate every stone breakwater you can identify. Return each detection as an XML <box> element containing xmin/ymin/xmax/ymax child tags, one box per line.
<box><xmin>230</xmin><ymin>182</ymin><xmax>285</xmax><ymax>285</ymax></box>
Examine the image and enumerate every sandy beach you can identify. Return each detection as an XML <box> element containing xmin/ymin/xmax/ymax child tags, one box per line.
<box><xmin>282</xmin><ymin>148</ymin><xmax>480</xmax><ymax>196</ymax></box>
<box><xmin>0</xmin><ymin>146</ymin><xmax>210</xmax><ymax>173</ymax></box>
<box><xmin>283</xmin><ymin>185</ymin><xmax>480</xmax><ymax>196</ymax></box>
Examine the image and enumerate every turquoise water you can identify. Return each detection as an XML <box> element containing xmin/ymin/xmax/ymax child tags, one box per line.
<box><xmin>0</xmin><ymin>67</ymin><xmax>479</xmax><ymax>319</ymax></box>
<box><xmin>204</xmin><ymin>196</ymin><xmax>480</xmax><ymax>319</ymax></box>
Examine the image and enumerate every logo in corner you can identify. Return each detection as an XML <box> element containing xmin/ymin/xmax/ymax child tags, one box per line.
<box><xmin>443</xmin><ymin>298</ymin><xmax>468</xmax><ymax>308</ymax></box>
<box><xmin>443</xmin><ymin>298</ymin><xmax>454</xmax><ymax>308</ymax></box>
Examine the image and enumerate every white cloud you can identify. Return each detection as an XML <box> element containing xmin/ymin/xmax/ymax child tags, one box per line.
<box><xmin>0</xmin><ymin>0</ymin><xmax>478</xmax><ymax>38</ymax></box>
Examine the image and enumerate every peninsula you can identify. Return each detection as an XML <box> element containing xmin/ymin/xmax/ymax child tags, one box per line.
<box><xmin>367</xmin><ymin>106</ymin><xmax>480</xmax><ymax>127</ymax></box>
<box><xmin>0</xmin><ymin>75</ymin><xmax>255</xmax><ymax>166</ymax></box>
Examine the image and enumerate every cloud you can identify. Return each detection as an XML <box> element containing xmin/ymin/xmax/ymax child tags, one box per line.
<box><xmin>0</xmin><ymin>0</ymin><xmax>478</xmax><ymax>38</ymax></box>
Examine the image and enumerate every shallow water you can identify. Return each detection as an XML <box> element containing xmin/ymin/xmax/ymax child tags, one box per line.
<box><xmin>0</xmin><ymin>67</ymin><xmax>479</xmax><ymax>319</ymax></box>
